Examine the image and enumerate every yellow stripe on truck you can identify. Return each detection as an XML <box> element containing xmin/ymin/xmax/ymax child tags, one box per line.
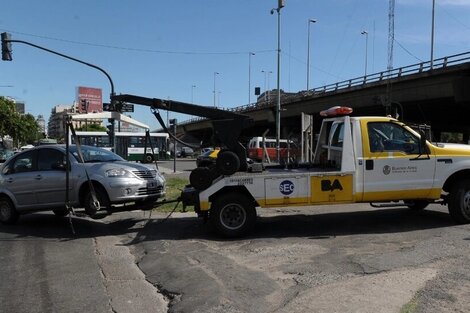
<box><xmin>362</xmin><ymin>188</ymin><xmax>441</xmax><ymax>202</ymax></box>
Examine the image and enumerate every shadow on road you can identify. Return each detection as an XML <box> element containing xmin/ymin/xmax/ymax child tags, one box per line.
<box><xmin>0</xmin><ymin>207</ymin><xmax>456</xmax><ymax>242</ymax></box>
<box><xmin>0</xmin><ymin>213</ymin><xmax>145</xmax><ymax>241</ymax></box>
<box><xmin>128</xmin><ymin>206</ymin><xmax>456</xmax><ymax>244</ymax></box>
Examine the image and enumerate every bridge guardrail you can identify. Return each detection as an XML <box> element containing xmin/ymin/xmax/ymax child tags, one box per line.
<box><xmin>179</xmin><ymin>51</ymin><xmax>470</xmax><ymax>126</ymax></box>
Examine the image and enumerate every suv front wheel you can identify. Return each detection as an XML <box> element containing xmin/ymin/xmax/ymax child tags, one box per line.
<box><xmin>0</xmin><ymin>197</ymin><xmax>19</xmax><ymax>224</ymax></box>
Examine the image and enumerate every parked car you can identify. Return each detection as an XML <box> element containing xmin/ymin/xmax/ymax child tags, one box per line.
<box><xmin>196</xmin><ymin>149</ymin><xmax>220</xmax><ymax>167</ymax></box>
<box><xmin>176</xmin><ymin>146</ymin><xmax>195</xmax><ymax>158</ymax></box>
<box><xmin>0</xmin><ymin>144</ymin><xmax>166</xmax><ymax>224</ymax></box>
<box><xmin>201</xmin><ymin>147</ymin><xmax>214</xmax><ymax>154</ymax></box>
<box><xmin>0</xmin><ymin>148</ymin><xmax>14</xmax><ymax>163</ymax></box>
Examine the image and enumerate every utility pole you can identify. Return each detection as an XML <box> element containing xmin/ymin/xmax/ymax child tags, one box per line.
<box><xmin>271</xmin><ymin>0</ymin><xmax>285</xmax><ymax>163</ymax></box>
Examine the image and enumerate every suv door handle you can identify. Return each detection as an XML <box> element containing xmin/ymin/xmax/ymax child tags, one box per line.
<box><xmin>34</xmin><ymin>175</ymin><xmax>43</xmax><ymax>180</ymax></box>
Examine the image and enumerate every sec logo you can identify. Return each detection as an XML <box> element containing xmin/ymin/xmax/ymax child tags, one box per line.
<box><xmin>279</xmin><ymin>180</ymin><xmax>294</xmax><ymax>195</ymax></box>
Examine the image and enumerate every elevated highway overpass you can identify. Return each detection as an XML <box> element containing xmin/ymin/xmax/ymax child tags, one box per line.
<box><xmin>176</xmin><ymin>52</ymin><xmax>470</xmax><ymax>144</ymax></box>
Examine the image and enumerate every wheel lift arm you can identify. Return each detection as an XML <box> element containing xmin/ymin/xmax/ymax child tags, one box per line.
<box><xmin>112</xmin><ymin>94</ymin><xmax>254</xmax><ymax>171</ymax></box>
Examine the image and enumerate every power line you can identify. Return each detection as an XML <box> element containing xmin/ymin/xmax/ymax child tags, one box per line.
<box><xmin>0</xmin><ymin>29</ymin><xmax>275</xmax><ymax>56</ymax></box>
<box><xmin>394</xmin><ymin>39</ymin><xmax>423</xmax><ymax>62</ymax></box>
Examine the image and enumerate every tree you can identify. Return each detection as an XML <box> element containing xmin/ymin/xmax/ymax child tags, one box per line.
<box><xmin>0</xmin><ymin>96</ymin><xmax>39</xmax><ymax>147</ymax></box>
<box><xmin>0</xmin><ymin>96</ymin><xmax>17</xmax><ymax>138</ymax></box>
<box><xmin>76</xmin><ymin>123</ymin><xmax>107</xmax><ymax>132</ymax></box>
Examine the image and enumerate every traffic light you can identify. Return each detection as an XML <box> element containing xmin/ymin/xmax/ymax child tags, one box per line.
<box><xmin>106</xmin><ymin>118</ymin><xmax>115</xmax><ymax>136</ymax></box>
<box><xmin>1</xmin><ymin>32</ymin><xmax>12</xmax><ymax>61</ymax></box>
<box><xmin>169</xmin><ymin>119</ymin><xmax>177</xmax><ymax>133</ymax></box>
<box><xmin>106</xmin><ymin>124</ymin><xmax>114</xmax><ymax>135</ymax></box>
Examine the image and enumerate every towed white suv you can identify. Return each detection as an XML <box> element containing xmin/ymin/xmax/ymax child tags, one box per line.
<box><xmin>0</xmin><ymin>145</ymin><xmax>165</xmax><ymax>224</ymax></box>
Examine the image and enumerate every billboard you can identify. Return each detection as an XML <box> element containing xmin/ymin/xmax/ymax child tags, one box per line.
<box><xmin>76</xmin><ymin>86</ymin><xmax>102</xmax><ymax>113</ymax></box>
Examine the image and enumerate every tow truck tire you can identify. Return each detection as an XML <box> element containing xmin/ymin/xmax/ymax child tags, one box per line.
<box><xmin>216</xmin><ymin>150</ymin><xmax>240</xmax><ymax>176</ymax></box>
<box><xmin>405</xmin><ymin>200</ymin><xmax>429</xmax><ymax>211</ymax></box>
<box><xmin>190</xmin><ymin>167</ymin><xmax>214</xmax><ymax>190</ymax></box>
<box><xmin>0</xmin><ymin>197</ymin><xmax>19</xmax><ymax>225</ymax></box>
<box><xmin>448</xmin><ymin>180</ymin><xmax>470</xmax><ymax>224</ymax></box>
<box><xmin>210</xmin><ymin>193</ymin><xmax>256</xmax><ymax>237</ymax></box>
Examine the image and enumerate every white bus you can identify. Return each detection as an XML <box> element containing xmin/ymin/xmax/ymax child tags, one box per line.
<box><xmin>70</xmin><ymin>131</ymin><xmax>169</xmax><ymax>162</ymax></box>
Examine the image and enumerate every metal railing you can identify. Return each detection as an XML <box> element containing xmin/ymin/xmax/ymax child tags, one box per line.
<box><xmin>178</xmin><ymin>51</ymin><xmax>470</xmax><ymax>126</ymax></box>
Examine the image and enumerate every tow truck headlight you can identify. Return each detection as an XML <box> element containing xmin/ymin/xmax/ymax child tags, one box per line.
<box><xmin>105</xmin><ymin>168</ymin><xmax>132</xmax><ymax>177</ymax></box>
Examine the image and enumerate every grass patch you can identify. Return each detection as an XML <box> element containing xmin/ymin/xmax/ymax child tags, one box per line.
<box><xmin>400</xmin><ymin>297</ymin><xmax>418</xmax><ymax>313</ymax></box>
<box><xmin>155</xmin><ymin>176</ymin><xmax>190</xmax><ymax>212</ymax></box>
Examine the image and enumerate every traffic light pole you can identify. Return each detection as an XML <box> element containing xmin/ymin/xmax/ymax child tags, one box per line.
<box><xmin>169</xmin><ymin>119</ymin><xmax>177</xmax><ymax>173</ymax></box>
<box><xmin>2</xmin><ymin>32</ymin><xmax>117</xmax><ymax>149</ymax></box>
<box><xmin>1</xmin><ymin>35</ymin><xmax>115</xmax><ymax>97</ymax></box>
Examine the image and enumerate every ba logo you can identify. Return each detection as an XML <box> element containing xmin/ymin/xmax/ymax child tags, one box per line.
<box><xmin>279</xmin><ymin>180</ymin><xmax>294</xmax><ymax>195</ymax></box>
<box><xmin>383</xmin><ymin>165</ymin><xmax>391</xmax><ymax>175</ymax></box>
<box><xmin>321</xmin><ymin>179</ymin><xmax>343</xmax><ymax>192</ymax></box>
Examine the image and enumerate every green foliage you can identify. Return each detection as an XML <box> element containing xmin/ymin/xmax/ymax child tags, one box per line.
<box><xmin>0</xmin><ymin>97</ymin><xmax>39</xmax><ymax>147</ymax></box>
<box><xmin>76</xmin><ymin>123</ymin><xmax>107</xmax><ymax>132</ymax></box>
<box><xmin>155</xmin><ymin>177</ymin><xmax>189</xmax><ymax>212</ymax></box>
<box><xmin>400</xmin><ymin>296</ymin><xmax>418</xmax><ymax>313</ymax></box>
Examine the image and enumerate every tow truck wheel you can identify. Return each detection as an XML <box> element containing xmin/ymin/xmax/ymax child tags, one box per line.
<box><xmin>190</xmin><ymin>167</ymin><xmax>215</xmax><ymax>190</ymax></box>
<box><xmin>448</xmin><ymin>180</ymin><xmax>470</xmax><ymax>224</ymax></box>
<box><xmin>216</xmin><ymin>150</ymin><xmax>240</xmax><ymax>175</ymax></box>
<box><xmin>210</xmin><ymin>193</ymin><xmax>256</xmax><ymax>237</ymax></box>
<box><xmin>0</xmin><ymin>197</ymin><xmax>19</xmax><ymax>224</ymax></box>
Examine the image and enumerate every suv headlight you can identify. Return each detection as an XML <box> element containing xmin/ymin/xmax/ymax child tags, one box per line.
<box><xmin>105</xmin><ymin>168</ymin><xmax>132</xmax><ymax>177</ymax></box>
<box><xmin>156</xmin><ymin>171</ymin><xmax>165</xmax><ymax>182</ymax></box>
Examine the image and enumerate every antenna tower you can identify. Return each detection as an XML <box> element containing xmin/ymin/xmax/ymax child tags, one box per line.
<box><xmin>386</xmin><ymin>0</ymin><xmax>395</xmax><ymax>115</ymax></box>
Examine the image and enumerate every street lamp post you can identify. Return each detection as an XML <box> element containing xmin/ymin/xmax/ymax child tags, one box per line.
<box><xmin>430</xmin><ymin>0</ymin><xmax>436</xmax><ymax>70</ymax></box>
<box><xmin>361</xmin><ymin>30</ymin><xmax>369</xmax><ymax>77</ymax></box>
<box><xmin>213</xmin><ymin>72</ymin><xmax>219</xmax><ymax>107</ymax></box>
<box><xmin>191</xmin><ymin>85</ymin><xmax>196</xmax><ymax>104</ymax></box>
<box><xmin>248</xmin><ymin>52</ymin><xmax>255</xmax><ymax>105</ymax></box>
<box><xmin>306</xmin><ymin>19</ymin><xmax>316</xmax><ymax>90</ymax></box>
<box><xmin>271</xmin><ymin>0</ymin><xmax>284</xmax><ymax>162</ymax></box>
<box><xmin>261</xmin><ymin>70</ymin><xmax>272</xmax><ymax>103</ymax></box>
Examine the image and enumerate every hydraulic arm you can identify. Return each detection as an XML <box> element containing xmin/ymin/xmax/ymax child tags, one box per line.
<box><xmin>111</xmin><ymin>94</ymin><xmax>254</xmax><ymax>186</ymax></box>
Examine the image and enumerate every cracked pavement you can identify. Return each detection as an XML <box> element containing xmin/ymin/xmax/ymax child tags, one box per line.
<box><xmin>123</xmin><ymin>203</ymin><xmax>470</xmax><ymax>313</ymax></box>
<box><xmin>1</xmin><ymin>202</ymin><xmax>469</xmax><ymax>313</ymax></box>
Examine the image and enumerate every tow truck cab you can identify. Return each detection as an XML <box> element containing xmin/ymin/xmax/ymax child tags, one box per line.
<box><xmin>182</xmin><ymin>112</ymin><xmax>470</xmax><ymax>237</ymax></box>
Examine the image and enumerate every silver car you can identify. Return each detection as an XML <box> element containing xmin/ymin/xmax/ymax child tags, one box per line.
<box><xmin>0</xmin><ymin>144</ymin><xmax>166</xmax><ymax>224</ymax></box>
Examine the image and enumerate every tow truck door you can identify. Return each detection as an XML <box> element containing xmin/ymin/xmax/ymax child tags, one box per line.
<box><xmin>361</xmin><ymin>120</ymin><xmax>436</xmax><ymax>201</ymax></box>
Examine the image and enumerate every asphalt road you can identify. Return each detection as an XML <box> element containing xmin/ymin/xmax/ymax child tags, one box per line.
<box><xmin>1</xmin><ymin>160</ymin><xmax>470</xmax><ymax>312</ymax></box>
<box><xmin>2</xmin><ymin>202</ymin><xmax>469</xmax><ymax>313</ymax></box>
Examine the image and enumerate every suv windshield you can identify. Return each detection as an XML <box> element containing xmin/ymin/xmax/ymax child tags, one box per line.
<box><xmin>69</xmin><ymin>145</ymin><xmax>124</xmax><ymax>163</ymax></box>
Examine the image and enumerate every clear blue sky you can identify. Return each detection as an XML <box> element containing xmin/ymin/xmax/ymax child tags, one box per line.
<box><xmin>1</xmin><ymin>0</ymin><xmax>470</xmax><ymax>129</ymax></box>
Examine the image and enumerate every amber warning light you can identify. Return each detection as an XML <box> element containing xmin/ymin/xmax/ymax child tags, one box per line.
<box><xmin>320</xmin><ymin>106</ymin><xmax>353</xmax><ymax>117</ymax></box>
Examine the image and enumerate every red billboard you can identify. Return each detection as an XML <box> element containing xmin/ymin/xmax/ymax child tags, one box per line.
<box><xmin>76</xmin><ymin>86</ymin><xmax>102</xmax><ymax>113</ymax></box>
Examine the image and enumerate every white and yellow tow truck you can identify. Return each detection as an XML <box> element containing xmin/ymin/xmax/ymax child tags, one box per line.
<box><xmin>110</xmin><ymin>94</ymin><xmax>470</xmax><ymax>238</ymax></box>
<box><xmin>181</xmin><ymin>107</ymin><xmax>470</xmax><ymax>237</ymax></box>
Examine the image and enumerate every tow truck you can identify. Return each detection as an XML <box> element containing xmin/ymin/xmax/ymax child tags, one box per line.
<box><xmin>113</xmin><ymin>95</ymin><xmax>470</xmax><ymax>237</ymax></box>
